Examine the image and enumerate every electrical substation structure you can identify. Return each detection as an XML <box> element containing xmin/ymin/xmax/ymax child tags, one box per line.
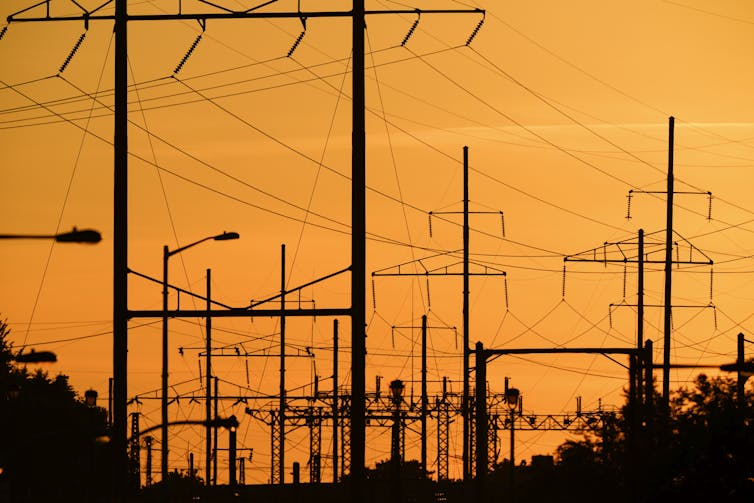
<box><xmin>8</xmin><ymin>5</ymin><xmax>728</xmax><ymax>503</ymax></box>
<box><xmin>4</xmin><ymin>1</ymin><xmax>484</xmax><ymax>500</ymax></box>
<box><xmin>565</xmin><ymin>117</ymin><xmax>714</xmax><ymax>409</ymax></box>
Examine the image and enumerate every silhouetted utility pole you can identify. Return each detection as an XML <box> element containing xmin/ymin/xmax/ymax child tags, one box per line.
<box><xmin>565</xmin><ymin>230</ymin><xmax>712</xmax><ymax>401</ymax></box>
<box><xmin>565</xmin><ymin>227</ymin><xmax>711</xmax><ymax>501</ymax></box>
<box><xmin>280</xmin><ymin>245</ymin><xmax>287</xmax><ymax>482</ymax></box>
<box><xmin>738</xmin><ymin>333</ymin><xmax>746</xmax><ymax>408</ymax></box>
<box><xmin>145</xmin><ymin>436</ymin><xmax>153</xmax><ymax>486</ymax></box>
<box><xmin>663</xmin><ymin>117</ymin><xmax>675</xmax><ymax>408</ymax></box>
<box><xmin>206</xmin><ymin>269</ymin><xmax>213</xmax><ymax>486</ymax></box>
<box><xmin>476</xmin><ymin>344</ymin><xmax>649</xmax><ymax>503</ymax></box>
<box><xmin>474</xmin><ymin>342</ymin><xmax>487</xmax><ymax>502</ymax></box>
<box><xmin>129</xmin><ymin>413</ymin><xmax>140</xmax><ymax>489</ymax></box>
<box><xmin>333</xmin><ymin>320</ymin><xmax>340</xmax><ymax>483</ymax></box>
<box><xmin>625</xmin><ymin>117</ymin><xmax>713</xmax><ymax>408</ymax></box>
<box><xmin>374</xmin><ymin>147</ymin><xmax>506</xmax><ymax>481</ymax></box>
<box><xmin>421</xmin><ymin>315</ymin><xmax>428</xmax><ymax>475</ymax></box>
<box><xmin>7</xmin><ymin>4</ymin><xmax>483</xmax><ymax>497</ymax></box>
<box><xmin>213</xmin><ymin>376</ymin><xmax>219</xmax><ymax>485</ymax></box>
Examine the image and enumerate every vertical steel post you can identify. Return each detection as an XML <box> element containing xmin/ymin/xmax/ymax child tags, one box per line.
<box><xmin>108</xmin><ymin>377</ymin><xmax>113</xmax><ymax>427</ymax></box>
<box><xmin>474</xmin><ymin>342</ymin><xmax>487</xmax><ymax>500</ymax></box>
<box><xmin>280</xmin><ymin>244</ymin><xmax>286</xmax><ymax>483</ymax></box>
<box><xmin>663</xmin><ymin>117</ymin><xmax>675</xmax><ymax>407</ymax></box>
<box><xmin>390</xmin><ymin>392</ymin><xmax>401</xmax><ymax>502</ymax></box>
<box><xmin>738</xmin><ymin>332</ymin><xmax>745</xmax><ymax>408</ymax></box>
<box><xmin>421</xmin><ymin>315</ymin><xmax>428</xmax><ymax>476</ymax></box>
<box><xmin>351</xmin><ymin>0</ymin><xmax>367</xmax><ymax>500</ymax></box>
<box><xmin>113</xmin><ymin>0</ymin><xmax>129</xmax><ymax>498</ymax></box>
<box><xmin>637</xmin><ymin>229</ymin><xmax>644</xmax><ymax>402</ymax></box>
<box><xmin>509</xmin><ymin>404</ymin><xmax>515</xmax><ymax>503</ymax></box>
<box><xmin>162</xmin><ymin>245</ymin><xmax>169</xmax><ymax>481</ymax></box>
<box><xmin>229</xmin><ymin>426</ymin><xmax>237</xmax><ymax>486</ymax></box>
<box><xmin>213</xmin><ymin>376</ymin><xmax>219</xmax><ymax>485</ymax></box>
<box><xmin>644</xmin><ymin>339</ymin><xmax>654</xmax><ymax>447</ymax></box>
<box><xmin>462</xmin><ymin>145</ymin><xmax>470</xmax><ymax>480</ymax></box>
<box><xmin>145</xmin><ymin>436</ymin><xmax>153</xmax><ymax>486</ymax></box>
<box><xmin>333</xmin><ymin>319</ymin><xmax>339</xmax><ymax>483</ymax></box>
<box><xmin>628</xmin><ymin>352</ymin><xmax>638</xmax><ymax>503</ymax></box>
<box><xmin>206</xmin><ymin>269</ymin><xmax>212</xmax><ymax>486</ymax></box>
<box><xmin>129</xmin><ymin>412</ymin><xmax>140</xmax><ymax>489</ymax></box>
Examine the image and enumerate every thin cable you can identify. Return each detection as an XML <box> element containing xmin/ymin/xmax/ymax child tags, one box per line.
<box><xmin>366</xmin><ymin>28</ymin><xmax>428</xmax><ymax>318</ymax></box>
<box><xmin>17</xmin><ymin>35</ymin><xmax>113</xmax><ymax>348</ymax></box>
<box><xmin>284</xmin><ymin>51</ymin><xmax>352</xmax><ymax>287</ymax></box>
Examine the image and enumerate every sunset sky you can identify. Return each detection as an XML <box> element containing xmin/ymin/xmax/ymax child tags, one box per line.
<box><xmin>1</xmin><ymin>0</ymin><xmax>753</xmax><ymax>484</ymax></box>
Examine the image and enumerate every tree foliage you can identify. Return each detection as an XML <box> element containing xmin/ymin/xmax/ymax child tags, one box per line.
<box><xmin>554</xmin><ymin>374</ymin><xmax>754</xmax><ymax>502</ymax></box>
<box><xmin>0</xmin><ymin>317</ymin><xmax>112</xmax><ymax>502</ymax></box>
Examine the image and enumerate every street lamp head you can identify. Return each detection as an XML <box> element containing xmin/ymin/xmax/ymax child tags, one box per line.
<box><xmin>55</xmin><ymin>227</ymin><xmax>102</xmax><ymax>244</ymax></box>
<box><xmin>505</xmin><ymin>387</ymin><xmax>520</xmax><ymax>410</ymax></box>
<box><xmin>13</xmin><ymin>349</ymin><xmax>57</xmax><ymax>363</ymax></box>
<box><xmin>720</xmin><ymin>360</ymin><xmax>754</xmax><ymax>376</ymax></box>
<box><xmin>389</xmin><ymin>379</ymin><xmax>405</xmax><ymax>402</ymax></box>
<box><xmin>213</xmin><ymin>231</ymin><xmax>240</xmax><ymax>241</ymax></box>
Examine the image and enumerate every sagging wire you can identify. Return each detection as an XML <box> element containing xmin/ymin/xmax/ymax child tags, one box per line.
<box><xmin>287</xmin><ymin>16</ymin><xmax>307</xmax><ymax>57</ymax></box>
<box><xmin>59</xmin><ymin>30</ymin><xmax>88</xmax><ymax>75</ymax></box>
<box><xmin>401</xmin><ymin>11</ymin><xmax>420</xmax><ymax>47</ymax></box>
<box><xmin>173</xmin><ymin>19</ymin><xmax>206</xmax><ymax>75</ymax></box>
<box><xmin>465</xmin><ymin>12</ymin><xmax>485</xmax><ymax>46</ymax></box>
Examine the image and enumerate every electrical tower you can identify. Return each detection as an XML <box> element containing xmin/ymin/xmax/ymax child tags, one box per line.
<box><xmin>4</xmin><ymin>3</ymin><xmax>484</xmax><ymax>499</ymax></box>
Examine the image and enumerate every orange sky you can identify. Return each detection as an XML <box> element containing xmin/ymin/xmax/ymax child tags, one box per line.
<box><xmin>2</xmin><ymin>0</ymin><xmax>754</xmax><ymax>484</ymax></box>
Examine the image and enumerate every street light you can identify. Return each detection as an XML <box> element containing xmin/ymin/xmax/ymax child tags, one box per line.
<box><xmin>12</xmin><ymin>349</ymin><xmax>57</xmax><ymax>363</ymax></box>
<box><xmin>505</xmin><ymin>386</ymin><xmax>520</xmax><ymax>503</ymax></box>
<box><xmin>161</xmin><ymin>231</ymin><xmax>240</xmax><ymax>482</ymax></box>
<box><xmin>0</xmin><ymin>227</ymin><xmax>102</xmax><ymax>243</ymax></box>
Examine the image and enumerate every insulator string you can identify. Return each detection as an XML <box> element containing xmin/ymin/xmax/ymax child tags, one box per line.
<box><xmin>465</xmin><ymin>16</ymin><xmax>484</xmax><ymax>46</ymax></box>
<box><xmin>401</xmin><ymin>18</ymin><xmax>419</xmax><ymax>46</ymax></box>
<box><xmin>59</xmin><ymin>32</ymin><xmax>87</xmax><ymax>74</ymax></box>
<box><xmin>174</xmin><ymin>33</ymin><xmax>203</xmax><ymax>75</ymax></box>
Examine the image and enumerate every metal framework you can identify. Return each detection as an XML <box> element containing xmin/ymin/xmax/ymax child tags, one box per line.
<box><xmin>309</xmin><ymin>406</ymin><xmax>323</xmax><ymax>484</ymax></box>
<box><xmin>129</xmin><ymin>412</ymin><xmax>140</xmax><ymax>488</ymax></box>
<box><xmin>436</xmin><ymin>396</ymin><xmax>450</xmax><ymax>481</ymax></box>
<box><xmin>6</xmin><ymin>3</ymin><xmax>483</xmax><ymax>500</ymax></box>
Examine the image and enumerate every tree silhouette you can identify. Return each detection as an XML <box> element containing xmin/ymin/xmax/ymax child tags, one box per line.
<box><xmin>553</xmin><ymin>374</ymin><xmax>754</xmax><ymax>502</ymax></box>
<box><xmin>0</xmin><ymin>317</ymin><xmax>111</xmax><ymax>502</ymax></box>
